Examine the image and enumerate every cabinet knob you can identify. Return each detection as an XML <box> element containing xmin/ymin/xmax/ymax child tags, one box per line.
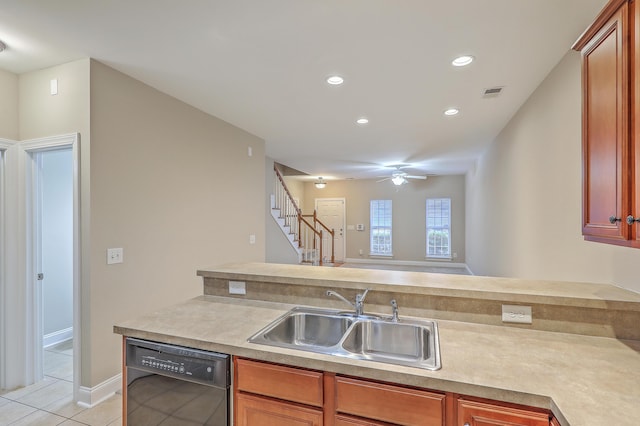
<box><xmin>464</xmin><ymin>423</ymin><xmax>470</xmax><ymax>426</ymax></box>
<box><xmin>626</xmin><ymin>215</ymin><xmax>640</xmax><ymax>225</ymax></box>
<box><xmin>609</xmin><ymin>215</ymin><xmax>622</xmax><ymax>224</ymax></box>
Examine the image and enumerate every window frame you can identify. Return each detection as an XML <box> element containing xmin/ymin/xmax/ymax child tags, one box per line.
<box><xmin>426</xmin><ymin>198</ymin><xmax>452</xmax><ymax>259</ymax></box>
<box><xmin>370</xmin><ymin>199</ymin><xmax>393</xmax><ymax>256</ymax></box>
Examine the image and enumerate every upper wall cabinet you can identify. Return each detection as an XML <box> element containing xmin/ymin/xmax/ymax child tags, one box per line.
<box><xmin>573</xmin><ymin>0</ymin><xmax>640</xmax><ymax>248</ymax></box>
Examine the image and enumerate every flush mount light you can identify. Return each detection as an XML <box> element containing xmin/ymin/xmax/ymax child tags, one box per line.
<box><xmin>0</xmin><ymin>40</ymin><xmax>6</xmax><ymax>52</ymax></box>
<box><xmin>326</xmin><ymin>75</ymin><xmax>344</xmax><ymax>85</ymax></box>
<box><xmin>452</xmin><ymin>55</ymin><xmax>474</xmax><ymax>67</ymax></box>
<box><xmin>444</xmin><ymin>108</ymin><xmax>459</xmax><ymax>116</ymax></box>
<box><xmin>356</xmin><ymin>117</ymin><xmax>369</xmax><ymax>125</ymax></box>
<box><xmin>315</xmin><ymin>177</ymin><xmax>327</xmax><ymax>189</ymax></box>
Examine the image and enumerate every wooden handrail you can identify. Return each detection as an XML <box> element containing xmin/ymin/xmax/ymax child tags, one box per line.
<box><xmin>302</xmin><ymin>211</ymin><xmax>336</xmax><ymax>264</ymax></box>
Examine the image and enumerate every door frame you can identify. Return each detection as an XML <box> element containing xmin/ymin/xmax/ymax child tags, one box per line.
<box><xmin>314</xmin><ymin>198</ymin><xmax>346</xmax><ymax>263</ymax></box>
<box><xmin>0</xmin><ymin>138</ymin><xmax>17</xmax><ymax>390</ymax></box>
<box><xmin>13</xmin><ymin>134</ymin><xmax>81</xmax><ymax>399</ymax></box>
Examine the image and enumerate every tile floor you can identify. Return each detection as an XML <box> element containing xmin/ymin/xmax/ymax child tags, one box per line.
<box><xmin>0</xmin><ymin>341</ymin><xmax>122</xmax><ymax>425</ymax></box>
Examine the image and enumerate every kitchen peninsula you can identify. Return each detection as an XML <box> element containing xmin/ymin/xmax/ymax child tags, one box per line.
<box><xmin>114</xmin><ymin>262</ymin><xmax>640</xmax><ymax>425</ymax></box>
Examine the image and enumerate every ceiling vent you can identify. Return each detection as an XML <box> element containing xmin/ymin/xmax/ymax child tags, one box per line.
<box><xmin>482</xmin><ymin>86</ymin><xmax>504</xmax><ymax>98</ymax></box>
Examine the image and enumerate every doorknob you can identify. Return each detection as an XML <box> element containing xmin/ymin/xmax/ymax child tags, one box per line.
<box><xmin>37</xmin><ymin>273</ymin><xmax>44</xmax><ymax>281</ymax></box>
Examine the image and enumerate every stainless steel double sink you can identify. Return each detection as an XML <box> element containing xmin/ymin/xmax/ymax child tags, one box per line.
<box><xmin>248</xmin><ymin>307</ymin><xmax>441</xmax><ymax>370</ymax></box>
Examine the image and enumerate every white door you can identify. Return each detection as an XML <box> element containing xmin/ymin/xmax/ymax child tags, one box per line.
<box><xmin>315</xmin><ymin>198</ymin><xmax>346</xmax><ymax>263</ymax></box>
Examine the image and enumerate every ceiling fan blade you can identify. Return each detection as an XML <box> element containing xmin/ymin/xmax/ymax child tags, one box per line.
<box><xmin>376</xmin><ymin>177</ymin><xmax>391</xmax><ymax>182</ymax></box>
<box><xmin>405</xmin><ymin>175</ymin><xmax>427</xmax><ymax>180</ymax></box>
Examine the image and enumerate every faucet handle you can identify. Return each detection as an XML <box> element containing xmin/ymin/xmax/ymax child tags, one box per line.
<box><xmin>356</xmin><ymin>288</ymin><xmax>370</xmax><ymax>303</ymax></box>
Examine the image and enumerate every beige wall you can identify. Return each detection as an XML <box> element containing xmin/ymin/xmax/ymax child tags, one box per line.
<box><xmin>19</xmin><ymin>59</ymin><xmax>91</xmax><ymax>141</ymax></box>
<box><xmin>0</xmin><ymin>68</ymin><xmax>18</xmax><ymax>140</ymax></box>
<box><xmin>89</xmin><ymin>60</ymin><xmax>265</xmax><ymax>385</ymax></box>
<box><xmin>13</xmin><ymin>58</ymin><xmax>266</xmax><ymax>388</ymax></box>
<box><xmin>466</xmin><ymin>50</ymin><xmax>640</xmax><ymax>293</ymax></box>
<box><xmin>301</xmin><ymin>176</ymin><xmax>466</xmax><ymax>262</ymax></box>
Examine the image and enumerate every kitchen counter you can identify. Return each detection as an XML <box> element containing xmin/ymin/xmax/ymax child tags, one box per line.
<box><xmin>115</xmin><ymin>263</ymin><xmax>640</xmax><ymax>425</ymax></box>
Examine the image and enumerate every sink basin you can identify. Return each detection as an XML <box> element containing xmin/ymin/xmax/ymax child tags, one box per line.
<box><xmin>261</xmin><ymin>308</ymin><xmax>354</xmax><ymax>348</ymax></box>
<box><xmin>341</xmin><ymin>319</ymin><xmax>439</xmax><ymax>370</ymax></box>
<box><xmin>248</xmin><ymin>307</ymin><xmax>441</xmax><ymax>371</ymax></box>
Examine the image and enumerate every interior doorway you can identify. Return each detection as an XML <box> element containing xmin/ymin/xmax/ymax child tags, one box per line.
<box><xmin>38</xmin><ymin>149</ymin><xmax>74</xmax><ymax>382</ymax></box>
<box><xmin>315</xmin><ymin>198</ymin><xmax>346</xmax><ymax>263</ymax></box>
<box><xmin>20</xmin><ymin>134</ymin><xmax>80</xmax><ymax>400</ymax></box>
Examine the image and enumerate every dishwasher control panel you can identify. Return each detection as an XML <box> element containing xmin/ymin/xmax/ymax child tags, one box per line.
<box><xmin>125</xmin><ymin>337</ymin><xmax>229</xmax><ymax>387</ymax></box>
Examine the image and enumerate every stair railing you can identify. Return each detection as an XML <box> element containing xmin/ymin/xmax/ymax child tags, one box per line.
<box><xmin>301</xmin><ymin>211</ymin><xmax>335</xmax><ymax>264</ymax></box>
<box><xmin>273</xmin><ymin>165</ymin><xmax>335</xmax><ymax>265</ymax></box>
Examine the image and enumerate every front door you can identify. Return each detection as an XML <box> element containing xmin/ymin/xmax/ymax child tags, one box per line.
<box><xmin>315</xmin><ymin>198</ymin><xmax>345</xmax><ymax>263</ymax></box>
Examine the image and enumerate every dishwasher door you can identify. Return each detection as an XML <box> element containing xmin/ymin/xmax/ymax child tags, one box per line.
<box><xmin>125</xmin><ymin>338</ymin><xmax>230</xmax><ymax>426</ymax></box>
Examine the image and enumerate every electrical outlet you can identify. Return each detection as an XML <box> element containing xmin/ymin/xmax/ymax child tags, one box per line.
<box><xmin>107</xmin><ymin>248</ymin><xmax>123</xmax><ymax>265</ymax></box>
<box><xmin>249</xmin><ymin>234</ymin><xmax>256</xmax><ymax>244</ymax></box>
<box><xmin>502</xmin><ymin>305</ymin><xmax>532</xmax><ymax>324</ymax></box>
<box><xmin>229</xmin><ymin>281</ymin><xmax>246</xmax><ymax>295</ymax></box>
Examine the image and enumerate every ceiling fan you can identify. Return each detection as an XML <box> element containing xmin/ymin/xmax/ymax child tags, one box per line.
<box><xmin>377</xmin><ymin>167</ymin><xmax>427</xmax><ymax>186</ymax></box>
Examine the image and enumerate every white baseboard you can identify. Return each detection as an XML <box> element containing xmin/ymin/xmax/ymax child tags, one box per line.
<box><xmin>344</xmin><ymin>257</ymin><xmax>469</xmax><ymax>269</ymax></box>
<box><xmin>43</xmin><ymin>327</ymin><xmax>73</xmax><ymax>348</ymax></box>
<box><xmin>77</xmin><ymin>373</ymin><xmax>121</xmax><ymax>408</ymax></box>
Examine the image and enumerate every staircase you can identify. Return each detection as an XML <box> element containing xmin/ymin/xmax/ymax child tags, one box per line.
<box><xmin>271</xmin><ymin>165</ymin><xmax>335</xmax><ymax>266</ymax></box>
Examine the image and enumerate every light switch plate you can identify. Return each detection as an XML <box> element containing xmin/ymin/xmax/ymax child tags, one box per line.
<box><xmin>502</xmin><ymin>304</ymin><xmax>532</xmax><ymax>324</ymax></box>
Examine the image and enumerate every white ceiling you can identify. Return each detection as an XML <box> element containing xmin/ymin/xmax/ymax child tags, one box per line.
<box><xmin>0</xmin><ymin>0</ymin><xmax>607</xmax><ymax>180</ymax></box>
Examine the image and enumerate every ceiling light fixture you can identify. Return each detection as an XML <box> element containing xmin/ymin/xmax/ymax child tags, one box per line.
<box><xmin>391</xmin><ymin>175</ymin><xmax>406</xmax><ymax>186</ymax></box>
<box><xmin>356</xmin><ymin>117</ymin><xmax>369</xmax><ymax>125</ymax></box>
<box><xmin>315</xmin><ymin>177</ymin><xmax>327</xmax><ymax>189</ymax></box>
<box><xmin>326</xmin><ymin>75</ymin><xmax>344</xmax><ymax>85</ymax></box>
<box><xmin>452</xmin><ymin>55</ymin><xmax>474</xmax><ymax>67</ymax></box>
<box><xmin>0</xmin><ymin>40</ymin><xmax>6</xmax><ymax>52</ymax></box>
<box><xmin>444</xmin><ymin>108</ymin><xmax>459</xmax><ymax>116</ymax></box>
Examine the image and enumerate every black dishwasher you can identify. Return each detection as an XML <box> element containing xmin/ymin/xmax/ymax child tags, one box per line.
<box><xmin>125</xmin><ymin>337</ymin><xmax>230</xmax><ymax>426</ymax></box>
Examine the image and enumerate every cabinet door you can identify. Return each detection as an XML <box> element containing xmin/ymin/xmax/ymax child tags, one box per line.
<box><xmin>235</xmin><ymin>392</ymin><xmax>323</xmax><ymax>426</ymax></box>
<box><xmin>581</xmin><ymin>2</ymin><xmax>631</xmax><ymax>242</ymax></box>
<box><xmin>458</xmin><ymin>399</ymin><xmax>549</xmax><ymax>426</ymax></box>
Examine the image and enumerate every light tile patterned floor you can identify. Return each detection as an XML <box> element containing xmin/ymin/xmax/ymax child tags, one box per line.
<box><xmin>0</xmin><ymin>341</ymin><xmax>122</xmax><ymax>425</ymax></box>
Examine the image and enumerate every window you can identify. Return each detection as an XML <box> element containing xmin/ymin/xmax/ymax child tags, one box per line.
<box><xmin>370</xmin><ymin>200</ymin><xmax>392</xmax><ymax>256</ymax></box>
<box><xmin>426</xmin><ymin>198</ymin><xmax>451</xmax><ymax>258</ymax></box>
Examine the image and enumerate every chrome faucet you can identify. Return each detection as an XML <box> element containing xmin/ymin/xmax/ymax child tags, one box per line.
<box><xmin>390</xmin><ymin>299</ymin><xmax>399</xmax><ymax>322</ymax></box>
<box><xmin>327</xmin><ymin>289</ymin><xmax>370</xmax><ymax>316</ymax></box>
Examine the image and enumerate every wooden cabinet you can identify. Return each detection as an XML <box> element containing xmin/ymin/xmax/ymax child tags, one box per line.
<box><xmin>235</xmin><ymin>358</ymin><xmax>553</xmax><ymax>426</ymax></box>
<box><xmin>457</xmin><ymin>398</ymin><xmax>549</xmax><ymax>426</ymax></box>
<box><xmin>235</xmin><ymin>392</ymin><xmax>323</xmax><ymax>426</ymax></box>
<box><xmin>334</xmin><ymin>376</ymin><xmax>445</xmax><ymax>426</ymax></box>
<box><xmin>573</xmin><ymin>0</ymin><xmax>640</xmax><ymax>247</ymax></box>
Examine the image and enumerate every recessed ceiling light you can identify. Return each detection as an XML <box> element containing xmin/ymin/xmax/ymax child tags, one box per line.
<box><xmin>356</xmin><ymin>117</ymin><xmax>369</xmax><ymax>125</ymax></box>
<box><xmin>452</xmin><ymin>55</ymin><xmax>474</xmax><ymax>67</ymax></box>
<box><xmin>444</xmin><ymin>108</ymin><xmax>459</xmax><ymax>116</ymax></box>
<box><xmin>326</xmin><ymin>75</ymin><xmax>344</xmax><ymax>85</ymax></box>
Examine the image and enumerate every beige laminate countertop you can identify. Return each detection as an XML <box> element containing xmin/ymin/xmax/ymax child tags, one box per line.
<box><xmin>197</xmin><ymin>262</ymin><xmax>640</xmax><ymax>310</ymax></box>
<box><xmin>114</xmin><ymin>295</ymin><xmax>640</xmax><ymax>426</ymax></box>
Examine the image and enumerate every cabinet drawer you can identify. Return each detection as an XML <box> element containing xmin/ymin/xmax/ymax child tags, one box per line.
<box><xmin>335</xmin><ymin>414</ymin><xmax>392</xmax><ymax>425</ymax></box>
<box><xmin>458</xmin><ymin>399</ymin><xmax>549</xmax><ymax>426</ymax></box>
<box><xmin>335</xmin><ymin>376</ymin><xmax>445</xmax><ymax>426</ymax></box>
<box><xmin>236</xmin><ymin>358</ymin><xmax>324</xmax><ymax>407</ymax></box>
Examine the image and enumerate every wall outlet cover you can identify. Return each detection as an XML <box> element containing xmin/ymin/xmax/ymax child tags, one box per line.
<box><xmin>229</xmin><ymin>281</ymin><xmax>246</xmax><ymax>295</ymax></box>
<box><xmin>502</xmin><ymin>304</ymin><xmax>532</xmax><ymax>324</ymax></box>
